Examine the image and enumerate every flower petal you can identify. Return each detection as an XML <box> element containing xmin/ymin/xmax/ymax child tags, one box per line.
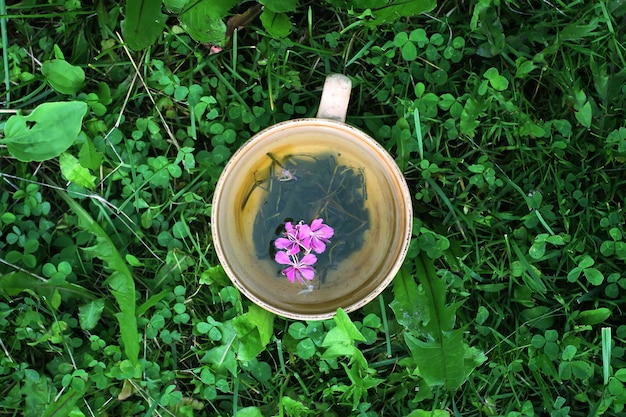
<box><xmin>317</xmin><ymin>224</ymin><xmax>334</xmax><ymax>240</ymax></box>
<box><xmin>282</xmin><ymin>266</ymin><xmax>296</xmax><ymax>283</ymax></box>
<box><xmin>274</xmin><ymin>250</ymin><xmax>292</xmax><ymax>265</ymax></box>
<box><xmin>300</xmin><ymin>253</ymin><xmax>318</xmax><ymax>266</ymax></box>
<box><xmin>299</xmin><ymin>266</ymin><xmax>316</xmax><ymax>281</ymax></box>
<box><xmin>284</xmin><ymin>222</ymin><xmax>300</xmax><ymax>239</ymax></box>
<box><xmin>274</xmin><ymin>237</ymin><xmax>292</xmax><ymax>249</ymax></box>
<box><xmin>310</xmin><ymin>218</ymin><xmax>324</xmax><ymax>230</ymax></box>
<box><xmin>310</xmin><ymin>239</ymin><xmax>326</xmax><ymax>254</ymax></box>
<box><xmin>297</xmin><ymin>224</ymin><xmax>311</xmax><ymax>239</ymax></box>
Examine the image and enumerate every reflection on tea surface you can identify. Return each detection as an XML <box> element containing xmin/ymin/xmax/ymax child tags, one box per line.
<box><xmin>243</xmin><ymin>152</ymin><xmax>370</xmax><ymax>292</ymax></box>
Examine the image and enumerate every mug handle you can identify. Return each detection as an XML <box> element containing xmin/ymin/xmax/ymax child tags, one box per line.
<box><xmin>316</xmin><ymin>74</ymin><xmax>352</xmax><ymax>122</ymax></box>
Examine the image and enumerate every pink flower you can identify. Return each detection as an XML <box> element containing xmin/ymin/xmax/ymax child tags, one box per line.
<box><xmin>302</xmin><ymin>218</ymin><xmax>334</xmax><ymax>254</ymax></box>
<box><xmin>274</xmin><ymin>221</ymin><xmax>309</xmax><ymax>255</ymax></box>
<box><xmin>274</xmin><ymin>250</ymin><xmax>317</xmax><ymax>284</ymax></box>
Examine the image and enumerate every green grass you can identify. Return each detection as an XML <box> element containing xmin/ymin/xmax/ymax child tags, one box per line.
<box><xmin>1</xmin><ymin>0</ymin><xmax>626</xmax><ymax>416</ymax></box>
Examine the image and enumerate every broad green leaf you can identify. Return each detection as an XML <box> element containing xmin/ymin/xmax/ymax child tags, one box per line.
<box><xmin>567</xmin><ymin>266</ymin><xmax>582</xmax><ymax>283</ymax></box>
<box><xmin>401</xmin><ymin>41</ymin><xmax>418</xmax><ymax>61</ymax></box>
<box><xmin>136</xmin><ymin>289</ymin><xmax>171</xmax><ymax>318</ymax></box>
<box><xmin>178</xmin><ymin>0</ymin><xmax>238</xmax><ymax>45</ymax></box>
<box><xmin>394</xmin><ymin>32</ymin><xmax>409</xmax><ymax>47</ymax></box>
<box><xmin>405</xmin><ymin>329</ymin><xmax>466</xmax><ymax>389</ymax></box>
<box><xmin>368</xmin><ymin>0</ymin><xmax>436</xmax><ymax>25</ymax></box>
<box><xmin>236</xmin><ymin>407</ymin><xmax>264</xmax><ymax>417</ymax></box>
<box><xmin>578</xmin><ymin>255</ymin><xmax>595</xmax><ymax>268</ymax></box>
<box><xmin>78</xmin><ymin>298</ymin><xmax>105</xmax><ymax>331</ymax></box>
<box><xmin>78</xmin><ymin>136</ymin><xmax>103</xmax><ymax>170</ymax></box>
<box><xmin>575</xmin><ymin>101</ymin><xmax>592</xmax><ymax>128</ymax></box>
<box><xmin>164</xmin><ymin>0</ymin><xmax>187</xmax><ymax>13</ymax></box>
<box><xmin>260</xmin><ymin>10</ymin><xmax>292</xmax><ymax>38</ymax></box>
<box><xmin>515</xmin><ymin>58</ymin><xmax>536</xmax><ymax>78</ymax></box>
<box><xmin>321</xmin><ymin>309</ymin><xmax>367</xmax><ymax>367</ymax></box>
<box><xmin>333</xmin><ymin>308</ymin><xmax>366</xmax><ymax>342</ymax></box>
<box><xmin>60</xmin><ymin>153</ymin><xmax>96</xmax><ymax>189</ymax></box>
<box><xmin>57</xmin><ymin>191</ymin><xmax>139</xmax><ymax>366</ymax></box>
<box><xmin>390</xmin><ymin>266</ymin><xmax>426</xmax><ymax>330</ymax></box>
<box><xmin>577</xmin><ymin>308</ymin><xmax>611</xmax><ymax>325</ymax></box>
<box><xmin>121</xmin><ymin>0</ymin><xmax>167</xmax><ymax>50</ymax></box>
<box><xmin>1</xmin><ymin>101</ymin><xmax>88</xmax><ymax>162</ymax></box>
<box><xmin>489</xmin><ymin>74</ymin><xmax>509</xmax><ymax>91</ymax></box>
<box><xmin>233</xmin><ymin>305</ymin><xmax>274</xmax><ymax>361</ymax></box>
<box><xmin>24</xmin><ymin>377</ymin><xmax>51</xmax><ymax>417</ymax></box>
<box><xmin>259</xmin><ymin>0</ymin><xmax>298</xmax><ymax>13</ymax></box>
<box><xmin>42</xmin><ymin>386</ymin><xmax>84</xmax><ymax>417</ymax></box>
<box><xmin>0</xmin><ymin>271</ymin><xmax>98</xmax><ymax>302</ymax></box>
<box><xmin>296</xmin><ymin>338</ymin><xmax>316</xmax><ymax>359</ymax></box>
<box><xmin>246</xmin><ymin>304</ymin><xmax>275</xmax><ymax>346</ymax></box>
<box><xmin>321</xmin><ymin>343</ymin><xmax>358</xmax><ymax>360</ymax></box>
<box><xmin>203</xmin><ymin>343</ymin><xmax>237</xmax><ymax>376</ymax></box>
<box><xmin>41</xmin><ymin>59</ymin><xmax>85</xmax><ymax>94</ymax></box>
<box><xmin>414</xmin><ymin>255</ymin><xmax>456</xmax><ymax>335</ymax></box>
<box><xmin>460</xmin><ymin>96</ymin><xmax>483</xmax><ymax>136</ymax></box>
<box><xmin>321</xmin><ymin>309</ymin><xmax>365</xmax><ymax>348</ymax></box>
<box><xmin>281</xmin><ymin>396</ymin><xmax>312</xmax><ymax>415</ymax></box>
<box><xmin>584</xmin><ymin>267</ymin><xmax>604</xmax><ymax>285</ymax></box>
<box><xmin>400</xmin><ymin>255</ymin><xmax>485</xmax><ymax>390</ymax></box>
<box><xmin>407</xmin><ymin>409</ymin><xmax>451</xmax><ymax>417</ymax></box>
<box><xmin>321</xmin><ymin>326</ymin><xmax>352</xmax><ymax>347</ymax></box>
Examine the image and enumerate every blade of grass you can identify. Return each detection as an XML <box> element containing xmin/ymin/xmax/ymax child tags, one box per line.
<box><xmin>378</xmin><ymin>294</ymin><xmax>392</xmax><ymax>358</ymax></box>
<box><xmin>602</xmin><ymin>326</ymin><xmax>611</xmax><ymax>385</ymax></box>
<box><xmin>1</xmin><ymin>0</ymin><xmax>9</xmax><ymax>105</ymax></box>
<box><xmin>345</xmin><ymin>39</ymin><xmax>374</xmax><ymax>67</ymax></box>
<box><xmin>414</xmin><ymin>107</ymin><xmax>424</xmax><ymax>161</ymax></box>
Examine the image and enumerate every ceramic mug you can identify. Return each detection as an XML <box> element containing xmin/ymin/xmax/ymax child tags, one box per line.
<box><xmin>211</xmin><ymin>74</ymin><xmax>412</xmax><ymax>320</ymax></box>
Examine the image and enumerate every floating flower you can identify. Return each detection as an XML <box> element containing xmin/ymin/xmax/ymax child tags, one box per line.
<box><xmin>302</xmin><ymin>218</ymin><xmax>334</xmax><ymax>254</ymax></box>
<box><xmin>274</xmin><ymin>250</ymin><xmax>317</xmax><ymax>284</ymax></box>
<box><xmin>273</xmin><ymin>218</ymin><xmax>334</xmax><ymax>290</ymax></box>
<box><xmin>274</xmin><ymin>221</ymin><xmax>308</xmax><ymax>255</ymax></box>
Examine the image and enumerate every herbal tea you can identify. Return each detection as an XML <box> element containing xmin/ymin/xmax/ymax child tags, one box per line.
<box><xmin>242</xmin><ymin>152</ymin><xmax>370</xmax><ymax>292</ymax></box>
<box><xmin>214</xmin><ymin>123</ymin><xmax>410</xmax><ymax>313</ymax></box>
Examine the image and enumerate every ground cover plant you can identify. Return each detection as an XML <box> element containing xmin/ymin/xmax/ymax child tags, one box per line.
<box><xmin>1</xmin><ymin>0</ymin><xmax>626</xmax><ymax>416</ymax></box>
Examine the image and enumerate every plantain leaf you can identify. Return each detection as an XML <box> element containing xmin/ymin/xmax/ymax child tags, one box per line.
<box><xmin>369</xmin><ymin>0</ymin><xmax>437</xmax><ymax>24</ymax></box>
<box><xmin>259</xmin><ymin>0</ymin><xmax>298</xmax><ymax>13</ymax></box>
<box><xmin>121</xmin><ymin>0</ymin><xmax>167</xmax><ymax>50</ymax></box>
<box><xmin>41</xmin><ymin>59</ymin><xmax>85</xmax><ymax>94</ymax></box>
<box><xmin>260</xmin><ymin>10</ymin><xmax>292</xmax><ymax>38</ymax></box>
<box><xmin>57</xmin><ymin>190</ymin><xmax>139</xmax><ymax>366</ymax></box>
<box><xmin>395</xmin><ymin>254</ymin><xmax>485</xmax><ymax>390</ymax></box>
<box><xmin>1</xmin><ymin>101</ymin><xmax>87</xmax><ymax>162</ymax></box>
<box><xmin>178</xmin><ymin>0</ymin><xmax>238</xmax><ymax>45</ymax></box>
<box><xmin>0</xmin><ymin>271</ymin><xmax>97</xmax><ymax>302</ymax></box>
<box><xmin>390</xmin><ymin>266</ymin><xmax>427</xmax><ymax>330</ymax></box>
<box><xmin>414</xmin><ymin>255</ymin><xmax>457</xmax><ymax>335</ymax></box>
<box><xmin>42</xmin><ymin>386</ymin><xmax>84</xmax><ymax>417</ymax></box>
<box><xmin>405</xmin><ymin>329</ymin><xmax>466</xmax><ymax>389</ymax></box>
